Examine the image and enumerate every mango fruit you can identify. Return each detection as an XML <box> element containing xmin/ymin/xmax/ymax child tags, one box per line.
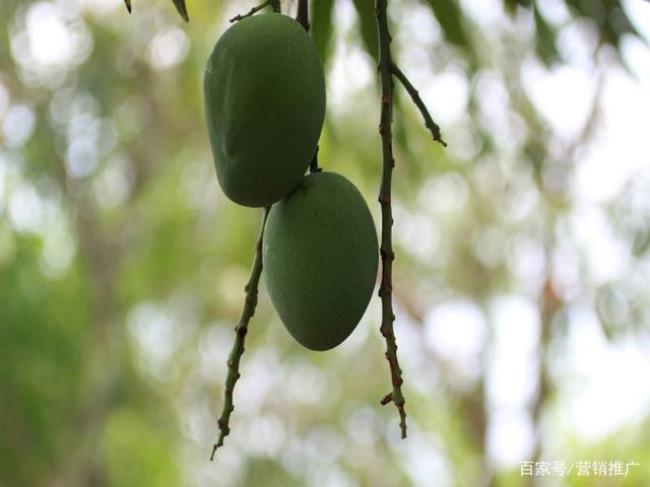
<box><xmin>204</xmin><ymin>13</ymin><xmax>326</xmax><ymax>207</ymax></box>
<box><xmin>263</xmin><ymin>172</ymin><xmax>378</xmax><ymax>351</ymax></box>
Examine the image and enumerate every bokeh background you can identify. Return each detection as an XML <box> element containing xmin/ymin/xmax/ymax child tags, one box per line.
<box><xmin>2</xmin><ymin>0</ymin><xmax>650</xmax><ymax>485</ymax></box>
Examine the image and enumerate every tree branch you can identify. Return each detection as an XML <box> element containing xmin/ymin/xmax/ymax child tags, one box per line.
<box><xmin>391</xmin><ymin>64</ymin><xmax>446</xmax><ymax>147</ymax></box>
<box><xmin>210</xmin><ymin>207</ymin><xmax>270</xmax><ymax>459</ymax></box>
<box><xmin>230</xmin><ymin>1</ymin><xmax>273</xmax><ymax>23</ymax></box>
<box><xmin>374</xmin><ymin>0</ymin><xmax>407</xmax><ymax>439</ymax></box>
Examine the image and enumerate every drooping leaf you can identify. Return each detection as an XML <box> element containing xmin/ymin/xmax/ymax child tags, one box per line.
<box><xmin>311</xmin><ymin>0</ymin><xmax>335</xmax><ymax>66</ymax></box>
<box><xmin>563</xmin><ymin>0</ymin><xmax>646</xmax><ymax>55</ymax></box>
<box><xmin>503</xmin><ymin>0</ymin><xmax>532</xmax><ymax>16</ymax></box>
<box><xmin>533</xmin><ymin>5</ymin><xmax>559</xmax><ymax>66</ymax></box>
<box><xmin>171</xmin><ymin>0</ymin><xmax>189</xmax><ymax>22</ymax></box>
<box><xmin>632</xmin><ymin>224</ymin><xmax>650</xmax><ymax>257</ymax></box>
<box><xmin>423</xmin><ymin>0</ymin><xmax>468</xmax><ymax>48</ymax></box>
<box><xmin>601</xmin><ymin>4</ymin><xmax>642</xmax><ymax>47</ymax></box>
<box><xmin>351</xmin><ymin>0</ymin><xmax>378</xmax><ymax>63</ymax></box>
<box><xmin>563</xmin><ymin>0</ymin><xmax>647</xmax><ymax>74</ymax></box>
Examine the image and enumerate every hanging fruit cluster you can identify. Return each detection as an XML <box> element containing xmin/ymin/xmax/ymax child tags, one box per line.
<box><xmin>204</xmin><ymin>12</ymin><xmax>379</xmax><ymax>350</ymax></box>
<box><xmin>124</xmin><ymin>0</ymin><xmax>446</xmax><ymax>459</ymax></box>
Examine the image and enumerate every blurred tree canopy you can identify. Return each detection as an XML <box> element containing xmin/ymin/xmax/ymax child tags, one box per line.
<box><xmin>1</xmin><ymin>0</ymin><xmax>649</xmax><ymax>486</ymax></box>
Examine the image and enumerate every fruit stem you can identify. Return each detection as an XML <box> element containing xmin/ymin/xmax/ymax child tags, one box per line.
<box><xmin>296</xmin><ymin>0</ymin><xmax>310</xmax><ymax>31</ymax></box>
<box><xmin>210</xmin><ymin>207</ymin><xmax>270</xmax><ymax>460</ymax></box>
<box><xmin>309</xmin><ymin>145</ymin><xmax>322</xmax><ymax>174</ymax></box>
<box><xmin>375</xmin><ymin>0</ymin><xmax>408</xmax><ymax>440</ymax></box>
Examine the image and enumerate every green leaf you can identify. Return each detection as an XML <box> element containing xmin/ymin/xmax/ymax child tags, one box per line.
<box><xmin>351</xmin><ymin>0</ymin><xmax>378</xmax><ymax>63</ymax></box>
<box><xmin>564</xmin><ymin>0</ymin><xmax>646</xmax><ymax>53</ymax></box>
<box><xmin>423</xmin><ymin>0</ymin><xmax>468</xmax><ymax>48</ymax></box>
<box><xmin>503</xmin><ymin>0</ymin><xmax>532</xmax><ymax>16</ymax></box>
<box><xmin>564</xmin><ymin>0</ymin><xmax>648</xmax><ymax>75</ymax></box>
<box><xmin>311</xmin><ymin>0</ymin><xmax>335</xmax><ymax>66</ymax></box>
<box><xmin>533</xmin><ymin>5</ymin><xmax>559</xmax><ymax>66</ymax></box>
<box><xmin>632</xmin><ymin>225</ymin><xmax>650</xmax><ymax>257</ymax></box>
<box><xmin>171</xmin><ymin>0</ymin><xmax>189</xmax><ymax>21</ymax></box>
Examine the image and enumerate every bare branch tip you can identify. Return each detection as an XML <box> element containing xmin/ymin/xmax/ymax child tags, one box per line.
<box><xmin>380</xmin><ymin>393</ymin><xmax>393</xmax><ymax>405</ymax></box>
<box><xmin>210</xmin><ymin>443</ymin><xmax>219</xmax><ymax>461</ymax></box>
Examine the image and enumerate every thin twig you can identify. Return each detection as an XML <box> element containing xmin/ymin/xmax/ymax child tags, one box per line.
<box><xmin>123</xmin><ymin>0</ymin><xmax>131</xmax><ymax>13</ymax></box>
<box><xmin>374</xmin><ymin>0</ymin><xmax>407</xmax><ymax>439</ymax></box>
<box><xmin>391</xmin><ymin>64</ymin><xmax>446</xmax><ymax>147</ymax></box>
<box><xmin>210</xmin><ymin>207</ymin><xmax>270</xmax><ymax>460</ymax></box>
<box><xmin>296</xmin><ymin>0</ymin><xmax>310</xmax><ymax>31</ymax></box>
<box><xmin>230</xmin><ymin>1</ymin><xmax>272</xmax><ymax>22</ymax></box>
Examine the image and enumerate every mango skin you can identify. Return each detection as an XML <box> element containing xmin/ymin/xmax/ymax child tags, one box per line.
<box><xmin>263</xmin><ymin>172</ymin><xmax>378</xmax><ymax>351</ymax></box>
<box><xmin>204</xmin><ymin>13</ymin><xmax>326</xmax><ymax>207</ymax></box>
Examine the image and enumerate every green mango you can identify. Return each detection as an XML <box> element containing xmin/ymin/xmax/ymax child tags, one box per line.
<box><xmin>204</xmin><ymin>13</ymin><xmax>326</xmax><ymax>207</ymax></box>
<box><xmin>264</xmin><ymin>172</ymin><xmax>378</xmax><ymax>351</ymax></box>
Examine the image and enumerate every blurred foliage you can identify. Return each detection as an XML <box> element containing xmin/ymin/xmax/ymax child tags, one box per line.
<box><xmin>1</xmin><ymin>0</ymin><xmax>649</xmax><ymax>486</ymax></box>
<box><xmin>311</xmin><ymin>0</ymin><xmax>335</xmax><ymax>65</ymax></box>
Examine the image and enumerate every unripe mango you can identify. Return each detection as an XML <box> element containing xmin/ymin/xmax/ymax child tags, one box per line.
<box><xmin>263</xmin><ymin>172</ymin><xmax>378</xmax><ymax>351</ymax></box>
<box><xmin>204</xmin><ymin>13</ymin><xmax>326</xmax><ymax>207</ymax></box>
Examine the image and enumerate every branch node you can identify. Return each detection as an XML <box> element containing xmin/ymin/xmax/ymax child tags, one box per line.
<box><xmin>380</xmin><ymin>249</ymin><xmax>395</xmax><ymax>261</ymax></box>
